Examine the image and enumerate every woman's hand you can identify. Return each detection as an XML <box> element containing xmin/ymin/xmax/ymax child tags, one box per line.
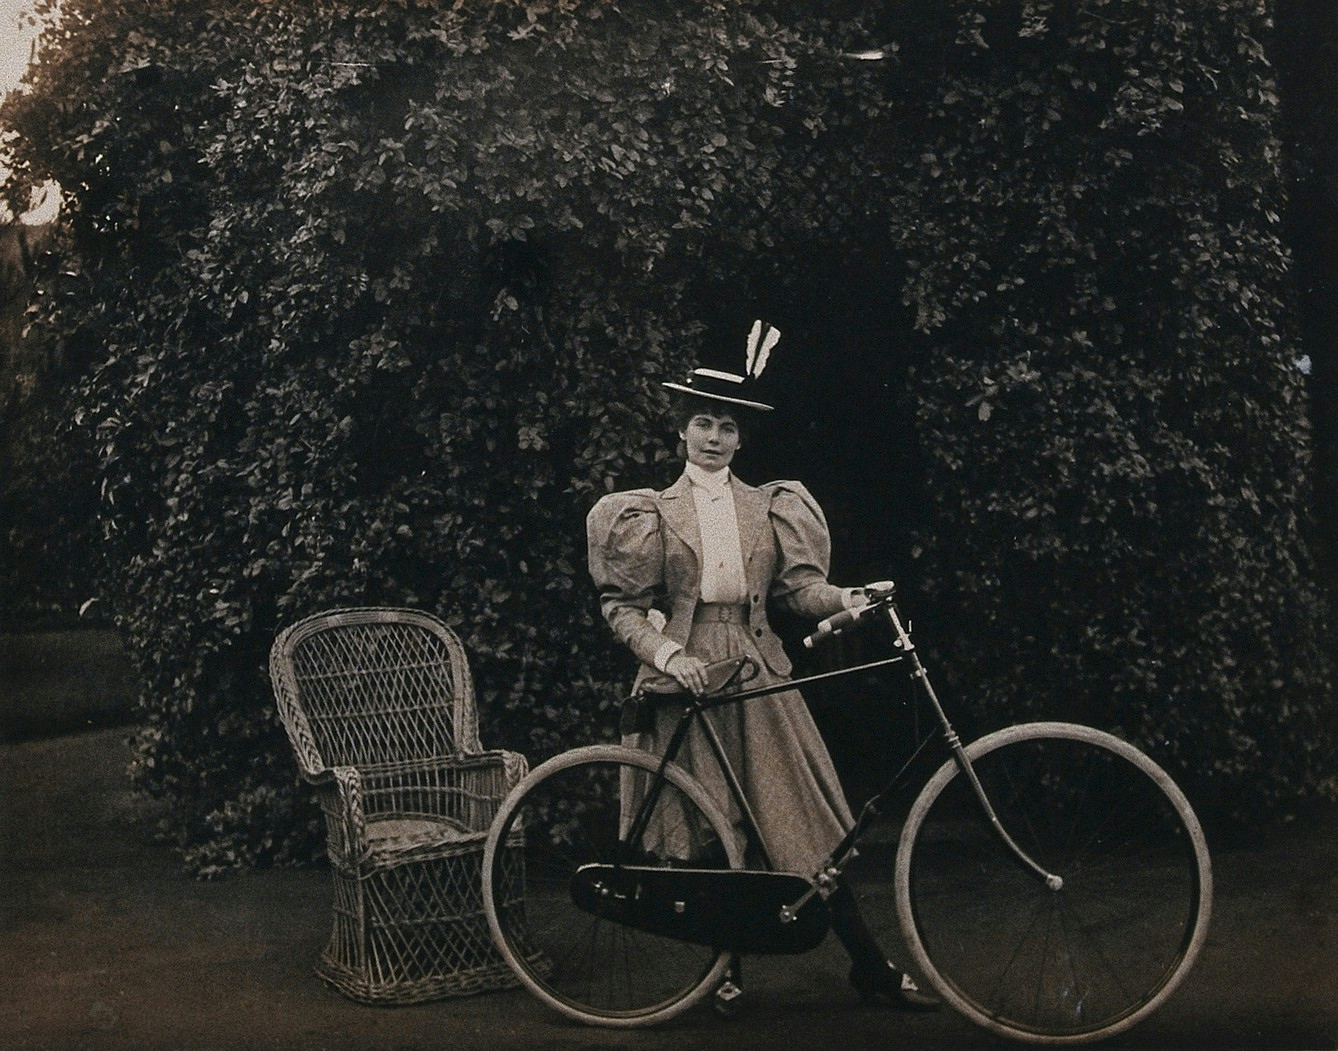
<box><xmin>665</xmin><ymin>652</ymin><xmax>710</xmax><ymax>695</ymax></box>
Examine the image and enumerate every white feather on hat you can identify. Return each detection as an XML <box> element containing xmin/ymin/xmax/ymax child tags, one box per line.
<box><xmin>662</xmin><ymin>320</ymin><xmax>780</xmax><ymax>411</ymax></box>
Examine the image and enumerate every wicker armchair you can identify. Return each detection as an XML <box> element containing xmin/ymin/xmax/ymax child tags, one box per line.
<box><xmin>269</xmin><ymin>607</ymin><xmax>527</xmax><ymax>1004</ymax></box>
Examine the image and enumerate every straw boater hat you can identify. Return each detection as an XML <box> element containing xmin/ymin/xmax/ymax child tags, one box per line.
<box><xmin>661</xmin><ymin>320</ymin><xmax>780</xmax><ymax>412</ymax></box>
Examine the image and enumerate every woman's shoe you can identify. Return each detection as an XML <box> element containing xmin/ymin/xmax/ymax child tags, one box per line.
<box><xmin>849</xmin><ymin>961</ymin><xmax>941</xmax><ymax>1011</ymax></box>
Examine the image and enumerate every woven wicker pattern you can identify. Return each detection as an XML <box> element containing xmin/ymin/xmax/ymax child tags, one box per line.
<box><xmin>270</xmin><ymin>607</ymin><xmax>527</xmax><ymax>1004</ymax></box>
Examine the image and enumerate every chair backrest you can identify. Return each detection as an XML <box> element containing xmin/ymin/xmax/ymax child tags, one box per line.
<box><xmin>269</xmin><ymin>607</ymin><xmax>482</xmax><ymax>778</ymax></box>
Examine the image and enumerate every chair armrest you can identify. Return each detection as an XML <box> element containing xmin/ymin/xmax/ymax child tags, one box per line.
<box><xmin>355</xmin><ymin>750</ymin><xmax>528</xmax><ymax>833</ymax></box>
<box><xmin>496</xmin><ymin>749</ymin><xmax>528</xmax><ymax>791</ymax></box>
<box><xmin>307</xmin><ymin>765</ymin><xmax>372</xmax><ymax>865</ymax></box>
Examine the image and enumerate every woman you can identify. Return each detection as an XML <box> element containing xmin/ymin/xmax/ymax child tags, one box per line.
<box><xmin>586</xmin><ymin>325</ymin><xmax>939</xmax><ymax>1014</ymax></box>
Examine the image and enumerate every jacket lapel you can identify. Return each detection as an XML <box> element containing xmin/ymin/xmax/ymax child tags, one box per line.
<box><xmin>657</xmin><ymin>473</ymin><xmax>701</xmax><ymax>563</ymax></box>
<box><xmin>732</xmin><ymin>477</ymin><xmax>769</xmax><ymax>563</ymax></box>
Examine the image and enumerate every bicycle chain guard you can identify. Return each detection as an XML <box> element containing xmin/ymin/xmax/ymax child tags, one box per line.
<box><xmin>570</xmin><ymin>864</ymin><xmax>831</xmax><ymax>955</ymax></box>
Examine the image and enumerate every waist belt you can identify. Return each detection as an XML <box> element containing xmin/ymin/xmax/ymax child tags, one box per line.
<box><xmin>692</xmin><ymin>603</ymin><xmax>750</xmax><ymax>625</ymax></box>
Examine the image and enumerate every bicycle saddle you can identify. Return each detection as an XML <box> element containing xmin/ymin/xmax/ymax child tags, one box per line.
<box><xmin>620</xmin><ymin>657</ymin><xmax>758</xmax><ymax>735</ymax></box>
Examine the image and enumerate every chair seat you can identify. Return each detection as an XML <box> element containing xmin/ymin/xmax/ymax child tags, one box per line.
<box><xmin>366</xmin><ymin>816</ymin><xmax>478</xmax><ymax>856</ymax></box>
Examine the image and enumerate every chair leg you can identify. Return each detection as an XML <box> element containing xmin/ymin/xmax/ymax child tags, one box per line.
<box><xmin>316</xmin><ymin>850</ymin><xmax>520</xmax><ymax>1004</ymax></box>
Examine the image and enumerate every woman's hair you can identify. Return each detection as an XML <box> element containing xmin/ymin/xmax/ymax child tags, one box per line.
<box><xmin>670</xmin><ymin>394</ymin><xmax>746</xmax><ymax>435</ymax></box>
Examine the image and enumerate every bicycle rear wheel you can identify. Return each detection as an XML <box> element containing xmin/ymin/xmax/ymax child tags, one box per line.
<box><xmin>482</xmin><ymin>744</ymin><xmax>743</xmax><ymax>1027</ymax></box>
<box><xmin>895</xmin><ymin>722</ymin><xmax>1211</xmax><ymax>1044</ymax></box>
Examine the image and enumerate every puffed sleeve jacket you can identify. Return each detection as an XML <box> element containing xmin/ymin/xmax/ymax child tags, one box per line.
<box><xmin>587</xmin><ymin>473</ymin><xmax>849</xmax><ymax>688</ymax></box>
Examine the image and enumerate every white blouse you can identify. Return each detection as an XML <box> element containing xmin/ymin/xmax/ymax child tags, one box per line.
<box><xmin>684</xmin><ymin>463</ymin><xmax>749</xmax><ymax>605</ymax></box>
<box><xmin>650</xmin><ymin>464</ymin><xmax>748</xmax><ymax>672</ymax></box>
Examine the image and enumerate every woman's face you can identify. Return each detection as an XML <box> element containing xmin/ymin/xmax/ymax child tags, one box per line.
<box><xmin>680</xmin><ymin>410</ymin><xmax>741</xmax><ymax>471</ymax></box>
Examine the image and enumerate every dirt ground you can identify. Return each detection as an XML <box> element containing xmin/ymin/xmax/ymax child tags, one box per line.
<box><xmin>2</xmin><ymin>727</ymin><xmax>1336</xmax><ymax>1051</ymax></box>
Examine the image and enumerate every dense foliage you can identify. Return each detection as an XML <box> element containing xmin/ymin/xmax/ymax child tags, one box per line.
<box><xmin>1274</xmin><ymin>0</ymin><xmax>1338</xmax><ymax>607</ymax></box>
<box><xmin>1</xmin><ymin>0</ymin><xmax>1331</xmax><ymax>871</ymax></box>
<box><xmin>877</xmin><ymin>3</ymin><xmax>1336</xmax><ymax>824</ymax></box>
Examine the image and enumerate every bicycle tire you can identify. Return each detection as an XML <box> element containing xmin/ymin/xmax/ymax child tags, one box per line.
<box><xmin>482</xmin><ymin>744</ymin><xmax>743</xmax><ymax>1027</ymax></box>
<box><xmin>894</xmin><ymin>722</ymin><xmax>1212</xmax><ymax>1045</ymax></box>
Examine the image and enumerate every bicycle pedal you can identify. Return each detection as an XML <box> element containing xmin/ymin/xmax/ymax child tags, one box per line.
<box><xmin>713</xmin><ymin>979</ymin><xmax>744</xmax><ymax>1017</ymax></box>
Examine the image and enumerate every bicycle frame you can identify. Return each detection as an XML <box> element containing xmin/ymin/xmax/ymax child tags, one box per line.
<box><xmin>483</xmin><ymin>592</ymin><xmax>1213</xmax><ymax>1037</ymax></box>
<box><xmin>623</xmin><ymin>598</ymin><xmax>1064</xmax><ymax>903</ymax></box>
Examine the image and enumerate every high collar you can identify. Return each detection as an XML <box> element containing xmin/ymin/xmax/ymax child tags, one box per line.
<box><xmin>684</xmin><ymin>462</ymin><xmax>732</xmax><ymax>494</ymax></box>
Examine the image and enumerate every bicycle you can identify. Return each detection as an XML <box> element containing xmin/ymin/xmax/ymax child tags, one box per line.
<box><xmin>481</xmin><ymin>583</ymin><xmax>1212</xmax><ymax>1044</ymax></box>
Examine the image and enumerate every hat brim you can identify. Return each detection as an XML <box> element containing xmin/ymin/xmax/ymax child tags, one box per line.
<box><xmin>662</xmin><ymin>382</ymin><xmax>774</xmax><ymax>412</ymax></box>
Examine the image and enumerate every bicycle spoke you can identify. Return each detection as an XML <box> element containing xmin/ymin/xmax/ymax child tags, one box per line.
<box><xmin>983</xmin><ymin>896</ymin><xmax>1051</xmax><ymax>1016</ymax></box>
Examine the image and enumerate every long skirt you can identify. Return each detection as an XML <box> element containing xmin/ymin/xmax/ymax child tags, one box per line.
<box><xmin>620</xmin><ymin>617</ymin><xmax>853</xmax><ymax>877</ymax></box>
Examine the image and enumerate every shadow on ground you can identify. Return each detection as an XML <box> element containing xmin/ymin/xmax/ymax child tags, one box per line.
<box><xmin>1</xmin><ymin>729</ymin><xmax>1335</xmax><ymax>1051</ymax></box>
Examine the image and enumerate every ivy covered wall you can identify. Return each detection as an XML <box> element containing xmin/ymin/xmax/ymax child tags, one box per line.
<box><xmin>0</xmin><ymin>0</ymin><xmax>1331</xmax><ymax>872</ymax></box>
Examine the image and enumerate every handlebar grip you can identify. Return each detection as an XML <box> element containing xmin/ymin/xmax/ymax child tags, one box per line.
<box><xmin>803</xmin><ymin>604</ymin><xmax>868</xmax><ymax>649</ymax></box>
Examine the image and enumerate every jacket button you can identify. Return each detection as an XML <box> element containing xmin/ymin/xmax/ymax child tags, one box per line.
<box><xmin>754</xmin><ymin>628</ymin><xmax>763</xmax><ymax>638</ymax></box>
<box><xmin>751</xmin><ymin>594</ymin><xmax>760</xmax><ymax>603</ymax></box>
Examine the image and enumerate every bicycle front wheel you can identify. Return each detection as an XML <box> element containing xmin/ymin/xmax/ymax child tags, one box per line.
<box><xmin>482</xmin><ymin>744</ymin><xmax>743</xmax><ymax>1027</ymax></box>
<box><xmin>896</xmin><ymin>722</ymin><xmax>1212</xmax><ymax>1045</ymax></box>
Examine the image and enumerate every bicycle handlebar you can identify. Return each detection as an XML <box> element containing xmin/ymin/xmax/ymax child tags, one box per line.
<box><xmin>803</xmin><ymin>605</ymin><xmax>867</xmax><ymax>647</ymax></box>
<box><xmin>803</xmin><ymin>581</ymin><xmax>896</xmax><ymax>649</ymax></box>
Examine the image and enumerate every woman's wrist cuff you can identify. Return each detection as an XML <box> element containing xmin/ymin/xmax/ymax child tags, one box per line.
<box><xmin>841</xmin><ymin>587</ymin><xmax>867</xmax><ymax>609</ymax></box>
<box><xmin>652</xmin><ymin>640</ymin><xmax>683</xmax><ymax>673</ymax></box>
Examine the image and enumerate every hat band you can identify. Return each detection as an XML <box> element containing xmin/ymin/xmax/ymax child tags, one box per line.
<box><xmin>662</xmin><ymin>368</ymin><xmax>774</xmax><ymax>412</ymax></box>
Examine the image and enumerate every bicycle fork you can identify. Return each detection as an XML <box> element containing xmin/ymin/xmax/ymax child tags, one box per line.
<box><xmin>886</xmin><ymin>604</ymin><xmax>1064</xmax><ymax>892</ymax></box>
